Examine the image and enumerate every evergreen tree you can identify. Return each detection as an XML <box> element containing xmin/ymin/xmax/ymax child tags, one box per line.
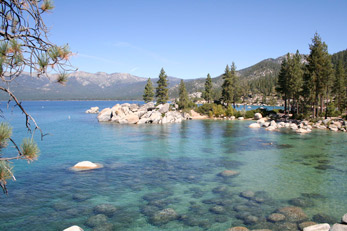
<box><xmin>155</xmin><ymin>68</ymin><xmax>169</xmax><ymax>104</ymax></box>
<box><xmin>276</xmin><ymin>56</ymin><xmax>289</xmax><ymax>113</ymax></box>
<box><xmin>143</xmin><ymin>78</ymin><xmax>155</xmax><ymax>103</ymax></box>
<box><xmin>177</xmin><ymin>80</ymin><xmax>190</xmax><ymax>109</ymax></box>
<box><xmin>231</xmin><ymin>63</ymin><xmax>240</xmax><ymax>106</ymax></box>
<box><xmin>305</xmin><ymin>33</ymin><xmax>334</xmax><ymax>118</ymax></box>
<box><xmin>203</xmin><ymin>73</ymin><xmax>213</xmax><ymax>103</ymax></box>
<box><xmin>221</xmin><ymin>63</ymin><xmax>236</xmax><ymax>106</ymax></box>
<box><xmin>333</xmin><ymin>60</ymin><xmax>346</xmax><ymax>112</ymax></box>
<box><xmin>288</xmin><ymin>50</ymin><xmax>304</xmax><ymax>115</ymax></box>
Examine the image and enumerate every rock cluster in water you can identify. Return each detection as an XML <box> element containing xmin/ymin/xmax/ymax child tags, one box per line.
<box><xmin>97</xmin><ymin>102</ymin><xmax>192</xmax><ymax>124</ymax></box>
<box><xmin>249</xmin><ymin>116</ymin><xmax>347</xmax><ymax>133</ymax></box>
<box><xmin>85</xmin><ymin>107</ymin><xmax>99</xmax><ymax>114</ymax></box>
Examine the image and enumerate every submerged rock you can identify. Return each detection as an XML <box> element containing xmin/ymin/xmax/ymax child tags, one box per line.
<box><xmin>243</xmin><ymin>215</ymin><xmax>259</xmax><ymax>225</ymax></box>
<box><xmin>93</xmin><ymin>204</ymin><xmax>117</xmax><ymax>217</ymax></box>
<box><xmin>149</xmin><ymin>208</ymin><xmax>178</xmax><ymax>225</ymax></box>
<box><xmin>240</xmin><ymin>190</ymin><xmax>255</xmax><ymax>199</ymax></box>
<box><xmin>218</xmin><ymin>170</ymin><xmax>240</xmax><ymax>177</ymax></box>
<box><xmin>209</xmin><ymin>205</ymin><xmax>226</xmax><ymax>214</ymax></box>
<box><xmin>93</xmin><ymin>223</ymin><xmax>114</xmax><ymax>231</ymax></box>
<box><xmin>267</xmin><ymin>213</ymin><xmax>285</xmax><ymax>222</ymax></box>
<box><xmin>226</xmin><ymin>227</ymin><xmax>249</xmax><ymax>231</ymax></box>
<box><xmin>277</xmin><ymin>206</ymin><xmax>308</xmax><ymax>222</ymax></box>
<box><xmin>312</xmin><ymin>213</ymin><xmax>337</xmax><ymax>224</ymax></box>
<box><xmin>72</xmin><ymin>193</ymin><xmax>91</xmax><ymax>202</ymax></box>
<box><xmin>85</xmin><ymin>214</ymin><xmax>108</xmax><ymax>228</ymax></box>
<box><xmin>289</xmin><ymin>197</ymin><xmax>315</xmax><ymax>208</ymax></box>
<box><xmin>296</xmin><ymin>128</ymin><xmax>312</xmax><ymax>133</ymax></box>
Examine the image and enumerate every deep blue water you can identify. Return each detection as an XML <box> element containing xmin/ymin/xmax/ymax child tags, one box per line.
<box><xmin>0</xmin><ymin>101</ymin><xmax>346</xmax><ymax>231</ymax></box>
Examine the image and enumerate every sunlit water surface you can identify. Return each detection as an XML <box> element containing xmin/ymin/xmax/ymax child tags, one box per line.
<box><xmin>0</xmin><ymin>101</ymin><xmax>346</xmax><ymax>231</ymax></box>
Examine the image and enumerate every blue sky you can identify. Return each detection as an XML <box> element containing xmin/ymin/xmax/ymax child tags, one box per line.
<box><xmin>44</xmin><ymin>0</ymin><xmax>347</xmax><ymax>79</ymax></box>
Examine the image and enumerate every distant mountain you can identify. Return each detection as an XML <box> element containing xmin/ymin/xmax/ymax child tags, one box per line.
<box><xmin>0</xmin><ymin>51</ymin><xmax>344</xmax><ymax>100</ymax></box>
<box><xmin>0</xmin><ymin>71</ymin><xmax>181</xmax><ymax>100</ymax></box>
<box><xmin>170</xmin><ymin>55</ymin><xmax>285</xmax><ymax>96</ymax></box>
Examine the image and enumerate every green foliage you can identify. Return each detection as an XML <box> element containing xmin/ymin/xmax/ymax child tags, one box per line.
<box><xmin>0</xmin><ymin>123</ymin><xmax>12</xmax><ymax>148</ymax></box>
<box><xmin>0</xmin><ymin>161</ymin><xmax>13</xmax><ymax>186</ymax></box>
<box><xmin>305</xmin><ymin>33</ymin><xmax>334</xmax><ymax>117</ymax></box>
<box><xmin>143</xmin><ymin>78</ymin><xmax>155</xmax><ymax>103</ymax></box>
<box><xmin>333</xmin><ymin>60</ymin><xmax>346</xmax><ymax>112</ymax></box>
<box><xmin>221</xmin><ymin>63</ymin><xmax>237</xmax><ymax>105</ymax></box>
<box><xmin>196</xmin><ymin>103</ymin><xmax>214</xmax><ymax>115</ymax></box>
<box><xmin>57</xmin><ymin>72</ymin><xmax>68</xmax><ymax>85</ymax></box>
<box><xmin>20</xmin><ymin>138</ymin><xmax>40</xmax><ymax>161</ymax></box>
<box><xmin>203</xmin><ymin>73</ymin><xmax>213</xmax><ymax>103</ymax></box>
<box><xmin>325</xmin><ymin>102</ymin><xmax>341</xmax><ymax>117</ymax></box>
<box><xmin>245</xmin><ymin>110</ymin><xmax>255</xmax><ymax>119</ymax></box>
<box><xmin>38</xmin><ymin>54</ymin><xmax>49</xmax><ymax>71</ymax></box>
<box><xmin>276</xmin><ymin>51</ymin><xmax>304</xmax><ymax>114</ymax></box>
<box><xmin>177</xmin><ymin>80</ymin><xmax>192</xmax><ymax>110</ymax></box>
<box><xmin>225</xmin><ymin>105</ymin><xmax>236</xmax><ymax>117</ymax></box>
<box><xmin>212</xmin><ymin>104</ymin><xmax>225</xmax><ymax>117</ymax></box>
<box><xmin>41</xmin><ymin>0</ymin><xmax>55</xmax><ymax>11</ymax></box>
<box><xmin>155</xmin><ymin>68</ymin><xmax>169</xmax><ymax>104</ymax></box>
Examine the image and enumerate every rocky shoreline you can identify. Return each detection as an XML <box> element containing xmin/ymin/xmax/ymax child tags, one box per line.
<box><xmin>248</xmin><ymin>113</ymin><xmax>347</xmax><ymax>133</ymax></box>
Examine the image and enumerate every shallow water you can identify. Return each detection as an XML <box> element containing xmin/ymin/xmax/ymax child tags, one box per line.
<box><xmin>0</xmin><ymin>101</ymin><xmax>346</xmax><ymax>231</ymax></box>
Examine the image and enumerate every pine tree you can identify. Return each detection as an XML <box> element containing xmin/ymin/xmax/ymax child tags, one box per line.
<box><xmin>221</xmin><ymin>64</ymin><xmax>236</xmax><ymax>106</ymax></box>
<box><xmin>155</xmin><ymin>68</ymin><xmax>169</xmax><ymax>104</ymax></box>
<box><xmin>276</xmin><ymin>56</ymin><xmax>289</xmax><ymax>113</ymax></box>
<box><xmin>305</xmin><ymin>33</ymin><xmax>334</xmax><ymax>118</ymax></box>
<box><xmin>231</xmin><ymin>63</ymin><xmax>240</xmax><ymax>107</ymax></box>
<box><xmin>143</xmin><ymin>78</ymin><xmax>154</xmax><ymax>103</ymax></box>
<box><xmin>178</xmin><ymin>79</ymin><xmax>190</xmax><ymax>109</ymax></box>
<box><xmin>333</xmin><ymin>60</ymin><xmax>346</xmax><ymax>112</ymax></box>
<box><xmin>288</xmin><ymin>51</ymin><xmax>304</xmax><ymax>115</ymax></box>
<box><xmin>203</xmin><ymin>73</ymin><xmax>213</xmax><ymax>103</ymax></box>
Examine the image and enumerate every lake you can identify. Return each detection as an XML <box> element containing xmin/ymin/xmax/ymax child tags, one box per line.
<box><xmin>0</xmin><ymin>101</ymin><xmax>346</xmax><ymax>231</ymax></box>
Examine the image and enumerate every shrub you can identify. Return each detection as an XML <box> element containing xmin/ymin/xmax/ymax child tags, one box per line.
<box><xmin>245</xmin><ymin>110</ymin><xmax>255</xmax><ymax>119</ymax></box>
<box><xmin>225</xmin><ymin>105</ymin><xmax>237</xmax><ymax>117</ymax></box>
<box><xmin>326</xmin><ymin>102</ymin><xmax>341</xmax><ymax>117</ymax></box>
<box><xmin>196</xmin><ymin>103</ymin><xmax>214</xmax><ymax>115</ymax></box>
<box><xmin>213</xmin><ymin>104</ymin><xmax>225</xmax><ymax>117</ymax></box>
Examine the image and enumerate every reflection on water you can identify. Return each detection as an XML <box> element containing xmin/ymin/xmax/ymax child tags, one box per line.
<box><xmin>0</xmin><ymin>101</ymin><xmax>346</xmax><ymax>231</ymax></box>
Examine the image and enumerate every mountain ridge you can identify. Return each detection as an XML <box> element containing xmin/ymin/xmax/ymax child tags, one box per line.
<box><xmin>0</xmin><ymin>51</ymin><xmax>344</xmax><ymax>100</ymax></box>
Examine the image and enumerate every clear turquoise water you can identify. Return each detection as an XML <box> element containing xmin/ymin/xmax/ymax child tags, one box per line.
<box><xmin>0</xmin><ymin>101</ymin><xmax>346</xmax><ymax>231</ymax></box>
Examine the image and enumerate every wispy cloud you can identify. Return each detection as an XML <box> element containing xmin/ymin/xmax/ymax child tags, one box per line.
<box><xmin>130</xmin><ymin>67</ymin><xmax>139</xmax><ymax>73</ymax></box>
<box><xmin>77</xmin><ymin>53</ymin><xmax>122</xmax><ymax>65</ymax></box>
<box><xmin>112</xmin><ymin>41</ymin><xmax>178</xmax><ymax>64</ymax></box>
